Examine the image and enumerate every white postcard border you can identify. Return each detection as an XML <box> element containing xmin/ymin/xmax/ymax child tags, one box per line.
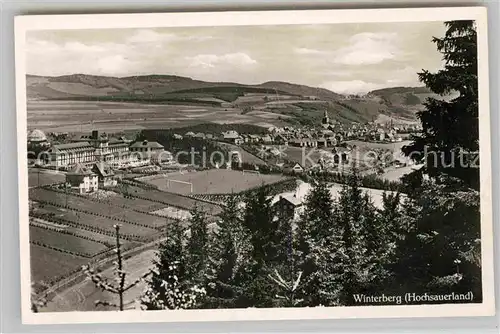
<box><xmin>14</xmin><ymin>6</ymin><xmax>494</xmax><ymax>325</ymax></box>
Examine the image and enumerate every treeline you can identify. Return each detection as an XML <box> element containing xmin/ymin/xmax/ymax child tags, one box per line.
<box><xmin>143</xmin><ymin>123</ymin><xmax>269</xmax><ymax>137</ymax></box>
<box><xmin>303</xmin><ymin>171</ymin><xmax>404</xmax><ymax>192</ymax></box>
<box><xmin>138</xmin><ymin>170</ymin><xmax>481</xmax><ymax>310</ymax></box>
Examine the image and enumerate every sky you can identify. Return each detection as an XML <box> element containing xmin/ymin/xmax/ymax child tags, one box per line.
<box><xmin>26</xmin><ymin>22</ymin><xmax>447</xmax><ymax>94</ymax></box>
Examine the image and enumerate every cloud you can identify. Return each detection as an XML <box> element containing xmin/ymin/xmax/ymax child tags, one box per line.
<box><xmin>294</xmin><ymin>47</ymin><xmax>327</xmax><ymax>55</ymax></box>
<box><xmin>186</xmin><ymin>53</ymin><xmax>257</xmax><ymax>69</ymax></box>
<box><xmin>26</xmin><ymin>38</ymin><xmax>136</xmax><ymax>76</ymax></box>
<box><xmin>333</xmin><ymin>32</ymin><xmax>400</xmax><ymax>65</ymax></box>
<box><xmin>320</xmin><ymin>80</ymin><xmax>388</xmax><ymax>95</ymax></box>
<box><xmin>126</xmin><ymin>29</ymin><xmax>177</xmax><ymax>44</ymax></box>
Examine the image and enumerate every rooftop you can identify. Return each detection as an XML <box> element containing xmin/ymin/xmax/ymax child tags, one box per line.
<box><xmin>129</xmin><ymin>140</ymin><xmax>164</xmax><ymax>149</ymax></box>
<box><xmin>67</xmin><ymin>163</ymin><xmax>94</xmax><ymax>176</ymax></box>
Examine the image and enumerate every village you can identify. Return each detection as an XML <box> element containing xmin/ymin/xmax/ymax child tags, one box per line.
<box><xmin>27</xmin><ymin>109</ymin><xmax>420</xmax><ymax>190</ymax></box>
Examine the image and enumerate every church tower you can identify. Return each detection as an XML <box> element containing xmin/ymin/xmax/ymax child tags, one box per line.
<box><xmin>322</xmin><ymin>110</ymin><xmax>330</xmax><ymax>125</ymax></box>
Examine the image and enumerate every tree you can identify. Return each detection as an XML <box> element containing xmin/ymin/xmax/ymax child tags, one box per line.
<box><xmin>392</xmin><ymin>182</ymin><xmax>481</xmax><ymax>301</ymax></box>
<box><xmin>329</xmin><ymin>170</ymin><xmax>374</xmax><ymax>306</ymax></box>
<box><xmin>402</xmin><ymin>21</ymin><xmax>479</xmax><ymax>189</ymax></box>
<box><xmin>241</xmin><ymin>186</ymin><xmax>279</xmax><ymax>307</ymax></box>
<box><xmin>186</xmin><ymin>205</ymin><xmax>210</xmax><ymax>287</ymax></box>
<box><xmin>206</xmin><ymin>195</ymin><xmax>252</xmax><ymax>308</ymax></box>
<box><xmin>243</xmin><ymin>185</ymin><xmax>278</xmax><ymax>266</ymax></box>
<box><xmin>362</xmin><ymin>192</ymin><xmax>395</xmax><ymax>294</ymax></box>
<box><xmin>141</xmin><ymin>221</ymin><xmax>206</xmax><ymax>310</ymax></box>
<box><xmin>395</xmin><ymin>20</ymin><xmax>482</xmax><ymax>304</ymax></box>
<box><xmin>84</xmin><ymin>224</ymin><xmax>152</xmax><ymax>311</ymax></box>
<box><xmin>295</xmin><ymin>176</ymin><xmax>335</xmax><ymax>306</ymax></box>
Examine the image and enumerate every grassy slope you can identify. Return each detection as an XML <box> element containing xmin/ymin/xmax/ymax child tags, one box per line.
<box><xmin>27</xmin><ymin>74</ymin><xmax>426</xmax><ymax>125</ymax></box>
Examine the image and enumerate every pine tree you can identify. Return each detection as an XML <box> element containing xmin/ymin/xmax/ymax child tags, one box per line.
<box><xmin>402</xmin><ymin>20</ymin><xmax>479</xmax><ymax>189</ymax></box>
<box><xmin>393</xmin><ymin>182</ymin><xmax>481</xmax><ymax>301</ymax></box>
<box><xmin>206</xmin><ymin>195</ymin><xmax>252</xmax><ymax>308</ymax></box>
<box><xmin>395</xmin><ymin>20</ymin><xmax>482</xmax><ymax>303</ymax></box>
<box><xmin>243</xmin><ymin>186</ymin><xmax>278</xmax><ymax>265</ymax></box>
<box><xmin>361</xmin><ymin>193</ymin><xmax>393</xmax><ymax>294</ymax></box>
<box><xmin>330</xmin><ymin>170</ymin><xmax>373</xmax><ymax>306</ymax></box>
<box><xmin>141</xmin><ymin>221</ymin><xmax>206</xmax><ymax>310</ymax></box>
<box><xmin>186</xmin><ymin>204</ymin><xmax>210</xmax><ymax>287</ymax></box>
<box><xmin>295</xmin><ymin>176</ymin><xmax>336</xmax><ymax>306</ymax></box>
<box><xmin>241</xmin><ymin>186</ymin><xmax>279</xmax><ymax>307</ymax></box>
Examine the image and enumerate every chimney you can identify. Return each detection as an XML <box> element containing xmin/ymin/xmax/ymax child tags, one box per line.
<box><xmin>92</xmin><ymin>130</ymin><xmax>98</xmax><ymax>140</ymax></box>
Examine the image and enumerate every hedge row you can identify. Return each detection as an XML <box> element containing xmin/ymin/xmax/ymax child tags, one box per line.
<box><xmin>122</xmin><ymin>178</ymin><xmax>158</xmax><ymax>190</ymax></box>
<box><xmin>30</xmin><ymin>221</ymin><xmax>113</xmax><ymax>248</ymax></box>
<box><xmin>189</xmin><ymin>178</ymin><xmax>298</xmax><ymax>205</ymax></box>
<box><xmin>31</xmin><ymin>240</ymin><xmax>93</xmax><ymax>258</ymax></box>
<box><xmin>303</xmin><ymin>171</ymin><xmax>403</xmax><ymax>192</ymax></box>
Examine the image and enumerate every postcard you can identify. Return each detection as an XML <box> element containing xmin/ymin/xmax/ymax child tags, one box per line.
<box><xmin>15</xmin><ymin>6</ymin><xmax>494</xmax><ymax>324</ymax></box>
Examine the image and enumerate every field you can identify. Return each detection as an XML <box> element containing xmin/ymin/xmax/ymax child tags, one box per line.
<box><xmin>216</xmin><ymin>141</ymin><xmax>267</xmax><ymax>165</ymax></box>
<box><xmin>27</xmin><ymin>100</ymin><xmax>287</xmax><ymax>133</ymax></box>
<box><xmin>33</xmin><ymin>203</ymin><xmax>160</xmax><ymax>238</ymax></box>
<box><xmin>28</xmin><ymin>168</ymin><xmax>65</xmax><ymax>187</ymax></box>
<box><xmin>380</xmin><ymin>165</ymin><xmax>421</xmax><ymax>182</ymax></box>
<box><xmin>141</xmin><ymin>169</ymin><xmax>288</xmax><ymax>195</ymax></box>
<box><xmin>28</xmin><ymin>184</ymin><xmax>196</xmax><ymax>293</ymax></box>
<box><xmin>30</xmin><ymin>188</ymin><xmax>168</xmax><ymax>229</ymax></box>
<box><xmin>30</xmin><ymin>244</ymin><xmax>89</xmax><ymax>289</ymax></box>
<box><xmin>114</xmin><ymin>183</ymin><xmax>223</xmax><ymax>214</ymax></box>
<box><xmin>30</xmin><ymin>225</ymin><xmax>109</xmax><ymax>256</ymax></box>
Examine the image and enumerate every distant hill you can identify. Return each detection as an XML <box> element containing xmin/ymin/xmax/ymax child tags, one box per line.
<box><xmin>26</xmin><ymin>73</ymin><xmax>435</xmax><ymax>125</ymax></box>
<box><xmin>367</xmin><ymin>86</ymin><xmax>457</xmax><ymax>108</ymax></box>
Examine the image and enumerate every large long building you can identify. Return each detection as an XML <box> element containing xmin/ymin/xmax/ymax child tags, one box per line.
<box><xmin>44</xmin><ymin>130</ymin><xmax>165</xmax><ymax>168</ymax></box>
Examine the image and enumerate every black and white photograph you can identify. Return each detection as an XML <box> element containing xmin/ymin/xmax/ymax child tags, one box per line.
<box><xmin>15</xmin><ymin>7</ymin><xmax>494</xmax><ymax>324</ymax></box>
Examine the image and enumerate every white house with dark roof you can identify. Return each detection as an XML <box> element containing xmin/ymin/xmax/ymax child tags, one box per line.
<box><xmin>129</xmin><ymin>140</ymin><xmax>165</xmax><ymax>163</ymax></box>
<box><xmin>66</xmin><ymin>163</ymin><xmax>98</xmax><ymax>194</ymax></box>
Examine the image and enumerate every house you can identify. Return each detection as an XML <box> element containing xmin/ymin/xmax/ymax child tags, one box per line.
<box><xmin>222</xmin><ymin>130</ymin><xmax>244</xmax><ymax>145</ymax></box>
<box><xmin>129</xmin><ymin>140</ymin><xmax>164</xmax><ymax>154</ymax></box>
<box><xmin>331</xmin><ymin>147</ymin><xmax>351</xmax><ymax>164</ymax></box>
<box><xmin>248</xmin><ymin>134</ymin><xmax>261</xmax><ymax>143</ymax></box>
<box><xmin>91</xmin><ymin>162</ymin><xmax>117</xmax><ymax>187</ymax></box>
<box><xmin>129</xmin><ymin>140</ymin><xmax>164</xmax><ymax>162</ymax></box>
<box><xmin>66</xmin><ymin>163</ymin><xmax>98</xmax><ymax>194</ymax></box>
<box><xmin>283</xmin><ymin>162</ymin><xmax>305</xmax><ymax>174</ymax></box>
<box><xmin>274</xmin><ymin>195</ymin><xmax>304</xmax><ymax>220</ymax></box>
<box><xmin>194</xmin><ymin>132</ymin><xmax>206</xmax><ymax>139</ymax></box>
<box><xmin>274</xmin><ymin>134</ymin><xmax>288</xmax><ymax>146</ymax></box>
<box><xmin>261</xmin><ymin>134</ymin><xmax>272</xmax><ymax>144</ymax></box>
<box><xmin>184</xmin><ymin>131</ymin><xmax>195</xmax><ymax>138</ymax></box>
<box><xmin>289</xmin><ymin>138</ymin><xmax>317</xmax><ymax>148</ymax></box>
<box><xmin>173</xmin><ymin>134</ymin><xmax>183</xmax><ymax>140</ymax></box>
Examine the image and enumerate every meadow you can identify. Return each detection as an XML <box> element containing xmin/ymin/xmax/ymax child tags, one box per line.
<box><xmin>30</xmin><ymin>225</ymin><xmax>109</xmax><ymax>257</ymax></box>
<box><xmin>28</xmin><ymin>169</ymin><xmax>65</xmax><ymax>187</ymax></box>
<box><xmin>30</xmin><ymin>244</ymin><xmax>89</xmax><ymax>290</ymax></box>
